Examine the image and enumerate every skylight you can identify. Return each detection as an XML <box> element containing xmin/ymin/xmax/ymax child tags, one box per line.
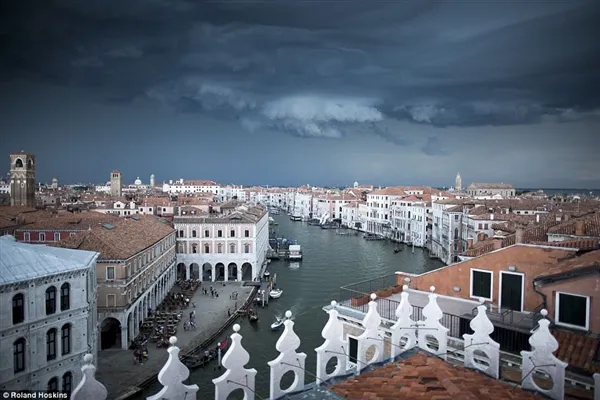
<box><xmin>101</xmin><ymin>223</ymin><xmax>115</xmax><ymax>230</ymax></box>
<box><xmin>131</xmin><ymin>215</ymin><xmax>141</xmax><ymax>221</ymax></box>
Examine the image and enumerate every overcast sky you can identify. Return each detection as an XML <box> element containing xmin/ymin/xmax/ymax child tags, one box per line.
<box><xmin>1</xmin><ymin>0</ymin><xmax>598</xmax><ymax>188</ymax></box>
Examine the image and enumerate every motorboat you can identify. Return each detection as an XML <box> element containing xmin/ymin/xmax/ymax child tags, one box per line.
<box><xmin>270</xmin><ymin>317</ymin><xmax>284</xmax><ymax>331</ymax></box>
<box><xmin>394</xmin><ymin>247</ymin><xmax>402</xmax><ymax>253</ymax></box>
<box><xmin>269</xmin><ymin>288</ymin><xmax>283</xmax><ymax>299</ymax></box>
<box><xmin>263</xmin><ymin>271</ymin><xmax>271</xmax><ymax>278</ymax></box>
<box><xmin>289</xmin><ymin>262</ymin><xmax>300</xmax><ymax>270</ymax></box>
<box><xmin>248</xmin><ymin>309</ymin><xmax>259</xmax><ymax>322</ymax></box>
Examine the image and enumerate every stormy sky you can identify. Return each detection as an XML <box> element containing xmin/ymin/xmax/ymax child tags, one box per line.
<box><xmin>1</xmin><ymin>0</ymin><xmax>599</xmax><ymax>188</ymax></box>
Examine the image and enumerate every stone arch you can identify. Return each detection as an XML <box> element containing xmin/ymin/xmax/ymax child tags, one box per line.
<box><xmin>227</xmin><ymin>262</ymin><xmax>238</xmax><ymax>281</ymax></box>
<box><xmin>215</xmin><ymin>262</ymin><xmax>225</xmax><ymax>281</ymax></box>
<box><xmin>100</xmin><ymin>317</ymin><xmax>122</xmax><ymax>350</ymax></box>
<box><xmin>241</xmin><ymin>262</ymin><xmax>253</xmax><ymax>281</ymax></box>
<box><xmin>14</xmin><ymin>158</ymin><xmax>23</xmax><ymax>168</ymax></box>
<box><xmin>190</xmin><ymin>263</ymin><xmax>200</xmax><ymax>279</ymax></box>
<box><xmin>27</xmin><ymin>158</ymin><xmax>33</xmax><ymax>169</ymax></box>
<box><xmin>202</xmin><ymin>262</ymin><xmax>212</xmax><ymax>281</ymax></box>
<box><xmin>176</xmin><ymin>263</ymin><xmax>186</xmax><ymax>280</ymax></box>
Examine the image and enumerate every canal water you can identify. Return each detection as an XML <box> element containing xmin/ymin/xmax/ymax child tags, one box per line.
<box><xmin>140</xmin><ymin>214</ymin><xmax>444</xmax><ymax>399</ymax></box>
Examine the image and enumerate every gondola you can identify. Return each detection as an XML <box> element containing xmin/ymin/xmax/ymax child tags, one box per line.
<box><xmin>394</xmin><ymin>247</ymin><xmax>402</xmax><ymax>253</ymax></box>
<box><xmin>248</xmin><ymin>308</ymin><xmax>259</xmax><ymax>322</ymax></box>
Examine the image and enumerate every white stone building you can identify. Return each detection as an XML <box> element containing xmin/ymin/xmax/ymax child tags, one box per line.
<box><xmin>340</xmin><ymin>202</ymin><xmax>362</xmax><ymax>228</ymax></box>
<box><xmin>162</xmin><ymin>179</ymin><xmax>220</xmax><ymax>195</ymax></box>
<box><xmin>217</xmin><ymin>185</ymin><xmax>246</xmax><ymax>202</ymax></box>
<box><xmin>174</xmin><ymin>204</ymin><xmax>269</xmax><ymax>282</ymax></box>
<box><xmin>0</xmin><ymin>235</ymin><xmax>99</xmax><ymax>394</ymax></box>
<box><xmin>0</xmin><ymin>178</ymin><xmax>11</xmax><ymax>194</ymax></box>
<box><xmin>292</xmin><ymin>192</ymin><xmax>313</xmax><ymax>219</ymax></box>
<box><xmin>467</xmin><ymin>182</ymin><xmax>515</xmax><ymax>198</ymax></box>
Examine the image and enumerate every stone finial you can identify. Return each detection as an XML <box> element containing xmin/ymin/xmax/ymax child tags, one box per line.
<box><xmin>356</xmin><ymin>293</ymin><xmax>384</xmax><ymax>372</ymax></box>
<box><xmin>520</xmin><ymin>309</ymin><xmax>567</xmax><ymax>400</ymax></box>
<box><xmin>315</xmin><ymin>300</ymin><xmax>349</xmax><ymax>385</ymax></box>
<box><xmin>71</xmin><ymin>354</ymin><xmax>108</xmax><ymax>400</ymax></box>
<box><xmin>147</xmin><ymin>337</ymin><xmax>199</xmax><ymax>400</ymax></box>
<box><xmin>390</xmin><ymin>285</ymin><xmax>417</xmax><ymax>358</ymax></box>
<box><xmin>417</xmin><ymin>286</ymin><xmax>449</xmax><ymax>358</ymax></box>
<box><xmin>593</xmin><ymin>373</ymin><xmax>599</xmax><ymax>400</ymax></box>
<box><xmin>213</xmin><ymin>324</ymin><xmax>257</xmax><ymax>400</ymax></box>
<box><xmin>462</xmin><ymin>300</ymin><xmax>500</xmax><ymax>378</ymax></box>
<box><xmin>268</xmin><ymin>311</ymin><xmax>307</xmax><ymax>399</ymax></box>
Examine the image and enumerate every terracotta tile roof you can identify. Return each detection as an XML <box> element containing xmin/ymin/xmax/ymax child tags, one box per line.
<box><xmin>330</xmin><ymin>351</ymin><xmax>543</xmax><ymax>400</ymax></box>
<box><xmin>371</xmin><ymin>186</ymin><xmax>408</xmax><ymax>196</ymax></box>
<box><xmin>446</xmin><ymin>205</ymin><xmax>463</xmax><ymax>212</ymax></box>
<box><xmin>530</xmin><ymin>238</ymin><xmax>600</xmax><ymax>251</ymax></box>
<box><xmin>52</xmin><ymin>215</ymin><xmax>174</xmax><ymax>260</ymax></box>
<box><xmin>547</xmin><ymin>212</ymin><xmax>600</xmax><ymax>237</ymax></box>
<box><xmin>552</xmin><ymin>329</ymin><xmax>600</xmax><ymax>374</ymax></box>
<box><xmin>15</xmin><ymin>212</ymin><xmax>120</xmax><ymax>231</ymax></box>
<box><xmin>468</xmin><ymin>182</ymin><xmax>514</xmax><ymax>189</ymax></box>
<box><xmin>534</xmin><ymin>249</ymin><xmax>600</xmax><ymax>280</ymax></box>
<box><xmin>492</xmin><ymin>223</ymin><xmax>516</xmax><ymax>234</ymax></box>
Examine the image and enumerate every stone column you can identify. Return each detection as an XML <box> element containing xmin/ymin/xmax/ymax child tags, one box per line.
<box><xmin>211</xmin><ymin>266</ymin><xmax>216</xmax><ymax>282</ymax></box>
<box><xmin>224</xmin><ymin>266</ymin><xmax>229</xmax><ymax>282</ymax></box>
<box><xmin>237</xmin><ymin>266</ymin><xmax>242</xmax><ymax>282</ymax></box>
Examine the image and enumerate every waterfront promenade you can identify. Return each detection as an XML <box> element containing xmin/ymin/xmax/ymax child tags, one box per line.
<box><xmin>96</xmin><ymin>282</ymin><xmax>253</xmax><ymax>399</ymax></box>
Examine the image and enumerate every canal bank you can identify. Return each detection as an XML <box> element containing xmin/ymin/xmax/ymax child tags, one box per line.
<box><xmin>135</xmin><ymin>214</ymin><xmax>445</xmax><ymax>399</ymax></box>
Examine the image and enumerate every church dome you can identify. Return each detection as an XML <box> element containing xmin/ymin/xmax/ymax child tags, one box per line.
<box><xmin>135</xmin><ymin>177</ymin><xmax>142</xmax><ymax>185</ymax></box>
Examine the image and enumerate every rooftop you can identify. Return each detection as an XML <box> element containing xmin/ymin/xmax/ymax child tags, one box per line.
<box><xmin>0</xmin><ymin>235</ymin><xmax>98</xmax><ymax>285</ymax></box>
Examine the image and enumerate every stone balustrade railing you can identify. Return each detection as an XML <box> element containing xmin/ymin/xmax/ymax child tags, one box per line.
<box><xmin>71</xmin><ymin>285</ymin><xmax>599</xmax><ymax>400</ymax></box>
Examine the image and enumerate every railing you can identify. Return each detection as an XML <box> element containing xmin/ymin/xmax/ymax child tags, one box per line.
<box><xmin>338</xmin><ymin>287</ymin><xmax>531</xmax><ymax>355</ymax></box>
<box><xmin>339</xmin><ymin>274</ymin><xmax>398</xmax><ymax>295</ymax></box>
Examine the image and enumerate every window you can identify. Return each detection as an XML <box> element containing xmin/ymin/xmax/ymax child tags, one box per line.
<box><xmin>40</xmin><ymin>232</ymin><xmax>46</xmax><ymax>241</ymax></box>
<box><xmin>454</xmin><ymin>215</ymin><xmax>459</xmax><ymax>221</ymax></box>
<box><xmin>178</xmin><ymin>230</ymin><xmax>184</xmax><ymax>237</ymax></box>
<box><xmin>230</xmin><ymin>229</ymin><xmax>235</xmax><ymax>237</ymax></box>
<box><xmin>244</xmin><ymin>230</ymin><xmax>250</xmax><ymax>238</ymax></box>
<box><xmin>204</xmin><ymin>244</ymin><xmax>210</xmax><ymax>254</ymax></box>
<box><xmin>106</xmin><ymin>266</ymin><xmax>115</xmax><ymax>280</ymax></box>
<box><xmin>106</xmin><ymin>294</ymin><xmax>116</xmax><ymax>307</ymax></box>
<box><xmin>229</xmin><ymin>243</ymin><xmax>235</xmax><ymax>253</ymax></box>
<box><xmin>470</xmin><ymin>269</ymin><xmax>493</xmax><ymax>300</ymax></box>
<box><xmin>204</xmin><ymin>230</ymin><xmax>210</xmax><ymax>237</ymax></box>
<box><xmin>192</xmin><ymin>244</ymin><xmax>198</xmax><ymax>254</ymax></box>
<box><xmin>61</xmin><ymin>324</ymin><xmax>71</xmax><ymax>355</ymax></box>
<box><xmin>62</xmin><ymin>372</ymin><xmax>72</xmax><ymax>394</ymax></box>
<box><xmin>60</xmin><ymin>283</ymin><xmax>70</xmax><ymax>311</ymax></box>
<box><xmin>192</xmin><ymin>230</ymin><xmax>197</xmax><ymax>238</ymax></box>
<box><xmin>555</xmin><ymin>292</ymin><xmax>590</xmax><ymax>330</ymax></box>
<box><xmin>217</xmin><ymin>243</ymin><xmax>223</xmax><ymax>253</ymax></box>
<box><xmin>47</xmin><ymin>329</ymin><xmax>57</xmax><ymax>361</ymax></box>
<box><xmin>348</xmin><ymin>337</ymin><xmax>358</xmax><ymax>364</ymax></box>
<box><xmin>48</xmin><ymin>377</ymin><xmax>59</xmax><ymax>392</ymax></box>
<box><xmin>218</xmin><ymin>230</ymin><xmax>223</xmax><ymax>238</ymax></box>
<box><xmin>244</xmin><ymin>244</ymin><xmax>250</xmax><ymax>254</ymax></box>
<box><xmin>13</xmin><ymin>338</ymin><xmax>25</xmax><ymax>373</ymax></box>
<box><xmin>24</xmin><ymin>232</ymin><xmax>30</xmax><ymax>241</ymax></box>
<box><xmin>54</xmin><ymin>232</ymin><xmax>60</xmax><ymax>241</ymax></box>
<box><xmin>12</xmin><ymin>293</ymin><xmax>25</xmax><ymax>324</ymax></box>
<box><xmin>46</xmin><ymin>287</ymin><xmax>57</xmax><ymax>315</ymax></box>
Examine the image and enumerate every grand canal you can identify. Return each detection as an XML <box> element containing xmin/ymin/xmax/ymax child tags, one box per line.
<box><xmin>140</xmin><ymin>214</ymin><xmax>444</xmax><ymax>398</ymax></box>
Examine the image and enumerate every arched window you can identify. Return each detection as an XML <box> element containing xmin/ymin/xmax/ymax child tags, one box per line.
<box><xmin>192</xmin><ymin>244</ymin><xmax>198</xmax><ymax>254</ymax></box>
<box><xmin>13</xmin><ymin>338</ymin><xmax>26</xmax><ymax>373</ymax></box>
<box><xmin>217</xmin><ymin>243</ymin><xmax>223</xmax><ymax>253</ymax></box>
<box><xmin>244</xmin><ymin>244</ymin><xmax>250</xmax><ymax>254</ymax></box>
<box><xmin>47</xmin><ymin>328</ymin><xmax>57</xmax><ymax>361</ymax></box>
<box><xmin>192</xmin><ymin>230</ymin><xmax>197</xmax><ymax>238</ymax></box>
<box><xmin>454</xmin><ymin>228</ymin><xmax>459</xmax><ymax>238</ymax></box>
<box><xmin>12</xmin><ymin>293</ymin><xmax>25</xmax><ymax>324</ymax></box>
<box><xmin>46</xmin><ymin>286</ymin><xmax>57</xmax><ymax>315</ymax></box>
<box><xmin>204</xmin><ymin>244</ymin><xmax>210</xmax><ymax>254</ymax></box>
<box><xmin>60</xmin><ymin>283</ymin><xmax>70</xmax><ymax>311</ymax></box>
<box><xmin>61</xmin><ymin>324</ymin><xmax>71</xmax><ymax>355</ymax></box>
<box><xmin>229</xmin><ymin>243</ymin><xmax>235</xmax><ymax>253</ymax></box>
<box><xmin>14</xmin><ymin>158</ymin><xmax>23</xmax><ymax>168</ymax></box>
<box><xmin>47</xmin><ymin>377</ymin><xmax>59</xmax><ymax>392</ymax></box>
<box><xmin>62</xmin><ymin>372</ymin><xmax>73</xmax><ymax>394</ymax></box>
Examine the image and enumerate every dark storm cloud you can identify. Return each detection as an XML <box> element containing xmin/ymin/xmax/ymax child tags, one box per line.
<box><xmin>1</xmin><ymin>0</ymin><xmax>599</xmax><ymax>141</ymax></box>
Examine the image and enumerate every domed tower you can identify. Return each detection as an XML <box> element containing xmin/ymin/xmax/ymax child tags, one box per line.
<box><xmin>150</xmin><ymin>174</ymin><xmax>155</xmax><ymax>187</ymax></box>
<box><xmin>134</xmin><ymin>176</ymin><xmax>142</xmax><ymax>185</ymax></box>
<box><xmin>10</xmin><ymin>152</ymin><xmax>36</xmax><ymax>207</ymax></box>
<box><xmin>455</xmin><ymin>172</ymin><xmax>462</xmax><ymax>192</ymax></box>
<box><xmin>51</xmin><ymin>177</ymin><xmax>58</xmax><ymax>190</ymax></box>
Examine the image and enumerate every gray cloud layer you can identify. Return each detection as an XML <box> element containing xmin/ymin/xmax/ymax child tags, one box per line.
<box><xmin>1</xmin><ymin>0</ymin><xmax>599</xmax><ymax>143</ymax></box>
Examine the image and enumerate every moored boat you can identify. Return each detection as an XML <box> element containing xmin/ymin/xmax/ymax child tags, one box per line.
<box><xmin>269</xmin><ymin>288</ymin><xmax>283</xmax><ymax>299</ymax></box>
<box><xmin>270</xmin><ymin>317</ymin><xmax>284</xmax><ymax>331</ymax></box>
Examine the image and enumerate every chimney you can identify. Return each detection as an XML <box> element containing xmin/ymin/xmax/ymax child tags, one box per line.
<box><xmin>516</xmin><ymin>227</ymin><xmax>525</xmax><ymax>244</ymax></box>
<box><xmin>492</xmin><ymin>237</ymin><xmax>503</xmax><ymax>250</ymax></box>
<box><xmin>490</xmin><ymin>213</ymin><xmax>494</xmax><ymax>221</ymax></box>
<box><xmin>536</xmin><ymin>214</ymin><xmax>540</xmax><ymax>223</ymax></box>
<box><xmin>575</xmin><ymin>220</ymin><xmax>585</xmax><ymax>236</ymax></box>
<box><xmin>467</xmin><ymin>238</ymin><xmax>474</xmax><ymax>249</ymax></box>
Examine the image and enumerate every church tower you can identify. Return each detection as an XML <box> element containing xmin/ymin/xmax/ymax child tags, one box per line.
<box><xmin>110</xmin><ymin>170</ymin><xmax>123</xmax><ymax>197</ymax></box>
<box><xmin>10</xmin><ymin>152</ymin><xmax>36</xmax><ymax>207</ymax></box>
<box><xmin>455</xmin><ymin>172</ymin><xmax>462</xmax><ymax>192</ymax></box>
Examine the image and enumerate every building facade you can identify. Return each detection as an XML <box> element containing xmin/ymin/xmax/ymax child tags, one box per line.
<box><xmin>9</xmin><ymin>152</ymin><xmax>36</xmax><ymax>208</ymax></box>
<box><xmin>54</xmin><ymin>215</ymin><xmax>177</xmax><ymax>350</ymax></box>
<box><xmin>174</xmin><ymin>204</ymin><xmax>269</xmax><ymax>282</ymax></box>
<box><xmin>110</xmin><ymin>171</ymin><xmax>122</xmax><ymax>197</ymax></box>
<box><xmin>0</xmin><ymin>235</ymin><xmax>99</xmax><ymax>394</ymax></box>
<box><xmin>466</xmin><ymin>183</ymin><xmax>515</xmax><ymax>198</ymax></box>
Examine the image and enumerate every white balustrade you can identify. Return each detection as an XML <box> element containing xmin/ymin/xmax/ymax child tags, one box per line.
<box><xmin>147</xmin><ymin>336</ymin><xmax>199</xmax><ymax>400</ymax></box>
<box><xmin>594</xmin><ymin>373</ymin><xmax>599</xmax><ymax>400</ymax></box>
<box><xmin>417</xmin><ymin>286</ymin><xmax>449</xmax><ymax>359</ymax></box>
<box><xmin>71</xmin><ymin>354</ymin><xmax>108</xmax><ymax>400</ymax></box>
<box><xmin>315</xmin><ymin>300</ymin><xmax>349</xmax><ymax>385</ymax></box>
<box><xmin>356</xmin><ymin>293</ymin><xmax>384</xmax><ymax>372</ymax></box>
<box><xmin>462</xmin><ymin>298</ymin><xmax>500</xmax><ymax>379</ymax></box>
<box><xmin>268</xmin><ymin>310</ymin><xmax>307</xmax><ymax>399</ymax></box>
<box><xmin>520</xmin><ymin>309</ymin><xmax>567</xmax><ymax>400</ymax></box>
<box><xmin>213</xmin><ymin>324</ymin><xmax>257</xmax><ymax>400</ymax></box>
<box><xmin>390</xmin><ymin>285</ymin><xmax>417</xmax><ymax>358</ymax></box>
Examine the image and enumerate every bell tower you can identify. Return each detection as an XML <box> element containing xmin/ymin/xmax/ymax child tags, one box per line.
<box><xmin>455</xmin><ymin>172</ymin><xmax>462</xmax><ymax>192</ymax></box>
<box><xmin>10</xmin><ymin>152</ymin><xmax>36</xmax><ymax>207</ymax></box>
